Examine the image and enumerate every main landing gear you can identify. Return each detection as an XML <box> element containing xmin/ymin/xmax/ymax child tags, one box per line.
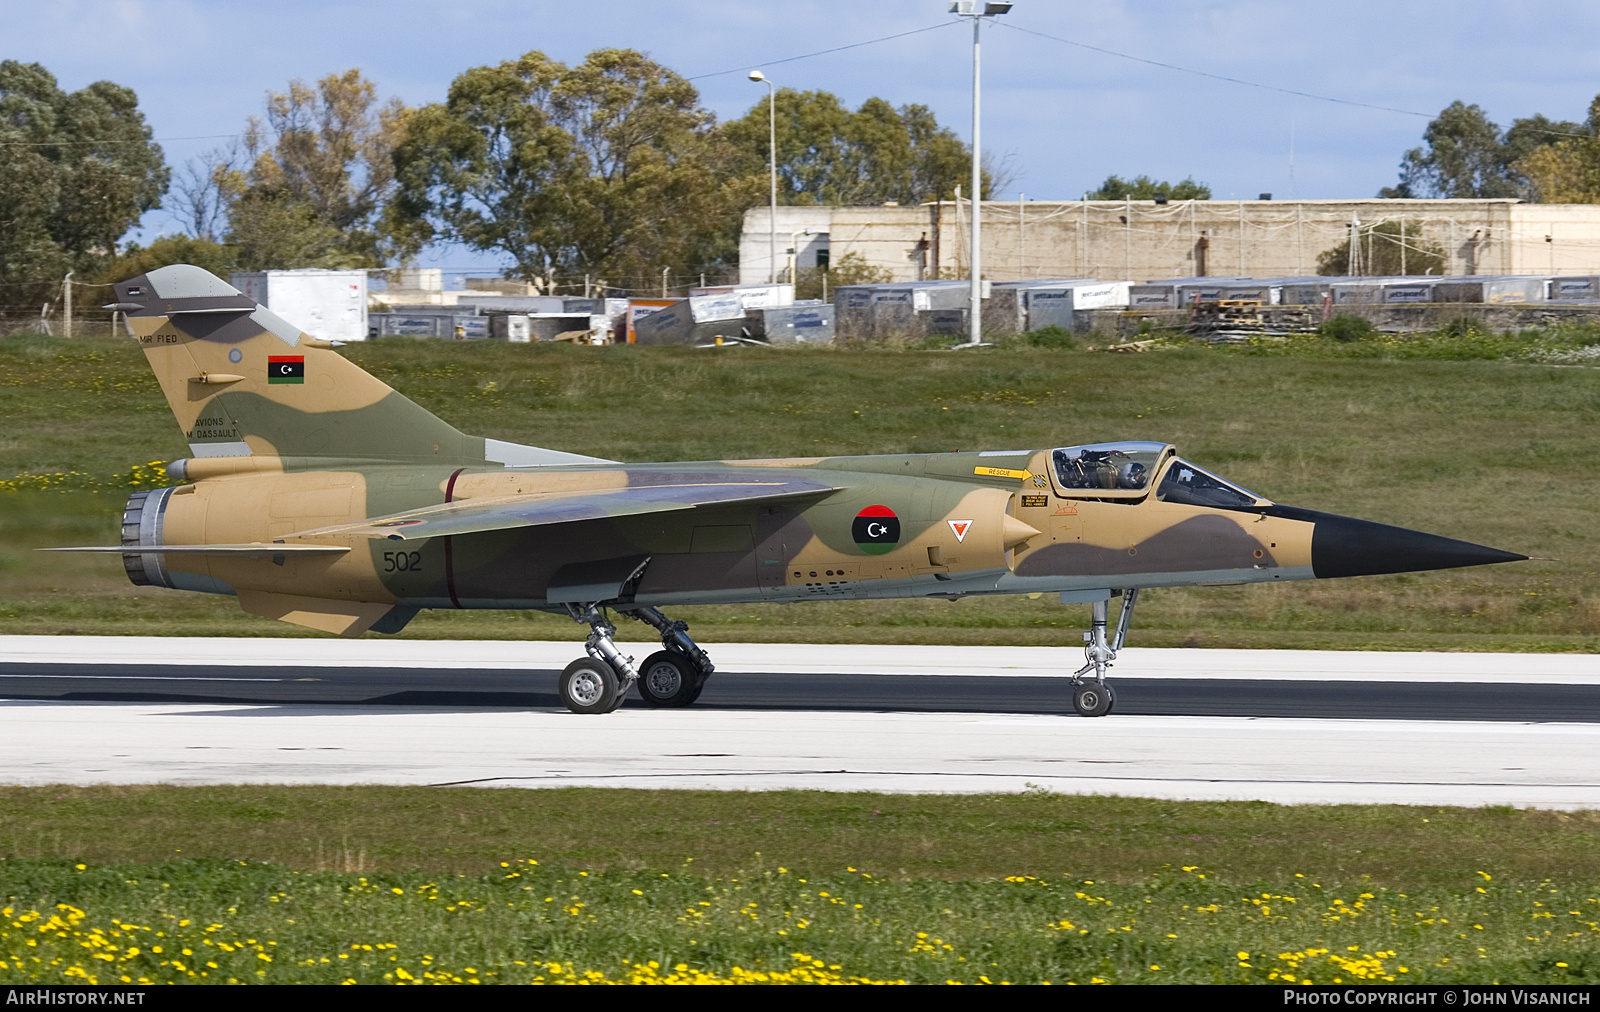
<box><xmin>557</xmin><ymin>604</ymin><xmax>715</xmax><ymax>714</ymax></box>
<box><xmin>1071</xmin><ymin>589</ymin><xmax>1139</xmax><ymax>718</ymax></box>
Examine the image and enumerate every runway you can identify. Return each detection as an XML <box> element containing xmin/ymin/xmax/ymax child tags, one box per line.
<box><xmin>4</xmin><ymin>637</ymin><xmax>1600</xmax><ymax>807</ymax></box>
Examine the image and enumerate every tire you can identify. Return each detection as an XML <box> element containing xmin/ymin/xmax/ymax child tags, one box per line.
<box><xmin>636</xmin><ymin>650</ymin><xmax>700</xmax><ymax>708</ymax></box>
<box><xmin>1073</xmin><ymin>681</ymin><xmax>1114</xmax><ymax>718</ymax></box>
<box><xmin>560</xmin><ymin>656</ymin><xmax>619</xmax><ymax>714</ymax></box>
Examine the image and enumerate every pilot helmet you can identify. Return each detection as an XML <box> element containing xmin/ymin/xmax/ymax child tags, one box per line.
<box><xmin>1117</xmin><ymin>461</ymin><xmax>1148</xmax><ymax>489</ymax></box>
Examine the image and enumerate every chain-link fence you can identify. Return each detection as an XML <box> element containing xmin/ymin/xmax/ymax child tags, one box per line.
<box><xmin>0</xmin><ymin>315</ymin><xmax>127</xmax><ymax>338</ymax></box>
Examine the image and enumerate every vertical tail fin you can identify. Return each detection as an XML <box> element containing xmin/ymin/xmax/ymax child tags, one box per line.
<box><xmin>115</xmin><ymin>265</ymin><xmax>478</xmax><ymax>466</ymax></box>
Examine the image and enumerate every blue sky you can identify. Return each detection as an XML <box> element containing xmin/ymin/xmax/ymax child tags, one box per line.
<box><xmin>9</xmin><ymin>0</ymin><xmax>1600</xmax><ymax>275</ymax></box>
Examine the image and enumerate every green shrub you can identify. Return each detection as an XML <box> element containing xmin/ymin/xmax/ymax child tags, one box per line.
<box><xmin>1023</xmin><ymin>325</ymin><xmax>1077</xmax><ymax>349</ymax></box>
<box><xmin>1439</xmin><ymin>317</ymin><xmax>1483</xmax><ymax>339</ymax></box>
<box><xmin>1319</xmin><ymin>314</ymin><xmax>1376</xmax><ymax>343</ymax></box>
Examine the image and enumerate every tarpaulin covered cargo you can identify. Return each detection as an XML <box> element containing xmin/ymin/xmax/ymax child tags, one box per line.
<box><xmin>1022</xmin><ymin>281</ymin><xmax>1132</xmax><ymax>330</ymax></box>
<box><xmin>491</xmin><ymin>315</ymin><xmax>531</xmax><ymax>342</ymax></box>
<box><xmin>831</xmin><ymin>281</ymin><xmax>976</xmax><ymax>339</ymax></box>
<box><xmin>1433</xmin><ymin>276</ymin><xmax>1547</xmax><ymax>304</ymax></box>
<box><xmin>456</xmin><ymin>295</ymin><xmax>597</xmax><ymax>314</ymax></box>
<box><xmin>370</xmin><ymin>313</ymin><xmax>488</xmax><ymax>339</ymax></box>
<box><xmin>757</xmin><ymin>304</ymin><xmax>834</xmax><ymax>344</ymax></box>
<box><xmin>1129</xmin><ymin>277</ymin><xmax>1255</xmax><ymax>309</ymax></box>
<box><xmin>634</xmin><ymin>300</ymin><xmax>750</xmax><ymax>345</ymax></box>
<box><xmin>371</xmin><ymin>313</ymin><xmax>446</xmax><ymax>338</ymax></box>
<box><xmin>1549</xmin><ymin>275</ymin><xmax>1600</xmax><ymax>301</ymax></box>
<box><xmin>986</xmin><ymin>279</ymin><xmax>1088</xmax><ymax>332</ymax></box>
<box><xmin>688</xmin><ymin>283</ymin><xmax>795</xmax><ymax>309</ymax></box>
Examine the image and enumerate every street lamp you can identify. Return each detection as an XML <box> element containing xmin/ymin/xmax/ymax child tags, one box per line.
<box><xmin>948</xmin><ymin>1</ymin><xmax>1012</xmax><ymax>348</ymax></box>
<box><xmin>748</xmin><ymin>70</ymin><xmax>778</xmax><ymax>286</ymax></box>
<box><xmin>787</xmin><ymin>229</ymin><xmax>812</xmax><ymax>284</ymax></box>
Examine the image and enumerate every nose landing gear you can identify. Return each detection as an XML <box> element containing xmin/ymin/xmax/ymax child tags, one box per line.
<box><xmin>1071</xmin><ymin>589</ymin><xmax>1138</xmax><ymax>717</ymax></box>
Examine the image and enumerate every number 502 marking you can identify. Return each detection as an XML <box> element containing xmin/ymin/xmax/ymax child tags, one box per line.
<box><xmin>382</xmin><ymin>550</ymin><xmax>423</xmax><ymax>572</ymax></box>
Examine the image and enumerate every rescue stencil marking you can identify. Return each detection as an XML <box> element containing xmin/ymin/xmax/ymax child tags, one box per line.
<box><xmin>852</xmin><ymin>505</ymin><xmax>900</xmax><ymax>555</ymax></box>
<box><xmin>948</xmin><ymin>519</ymin><xmax>973</xmax><ymax>542</ymax></box>
<box><xmin>1021</xmin><ymin>495</ymin><xmax>1049</xmax><ymax>508</ymax></box>
<box><xmin>268</xmin><ymin>356</ymin><xmax>305</xmax><ymax>384</ymax></box>
<box><xmin>974</xmin><ymin>466</ymin><xmax>1032</xmax><ymax>481</ymax></box>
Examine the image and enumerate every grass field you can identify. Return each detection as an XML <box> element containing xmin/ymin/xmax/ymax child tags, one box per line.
<box><xmin>0</xmin><ymin>788</ymin><xmax>1596</xmax><ymax>984</ymax></box>
<box><xmin>2</xmin><ymin>329</ymin><xmax>1596</xmax><ymax>649</ymax></box>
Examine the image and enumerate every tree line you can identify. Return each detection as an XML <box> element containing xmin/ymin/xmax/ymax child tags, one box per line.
<box><xmin>0</xmin><ymin>52</ymin><xmax>994</xmax><ymax>310</ymax></box>
<box><xmin>1380</xmin><ymin>98</ymin><xmax>1600</xmax><ymax>202</ymax></box>
<box><xmin>18</xmin><ymin>52</ymin><xmax>1600</xmax><ymax>313</ymax></box>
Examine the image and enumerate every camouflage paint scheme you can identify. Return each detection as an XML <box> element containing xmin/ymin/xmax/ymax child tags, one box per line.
<box><xmin>88</xmin><ymin>266</ymin><xmax>1521</xmax><ymax>641</ymax></box>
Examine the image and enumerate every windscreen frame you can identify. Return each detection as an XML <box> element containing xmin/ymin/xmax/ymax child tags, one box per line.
<box><xmin>1154</xmin><ymin>456</ymin><xmax>1266</xmax><ymax>509</ymax></box>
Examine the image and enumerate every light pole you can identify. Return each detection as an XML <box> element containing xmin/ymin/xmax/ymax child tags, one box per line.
<box><xmin>948</xmin><ymin>1</ymin><xmax>1011</xmax><ymax>348</ymax></box>
<box><xmin>787</xmin><ymin>229</ymin><xmax>812</xmax><ymax>284</ymax></box>
<box><xmin>748</xmin><ymin>70</ymin><xmax>778</xmax><ymax>286</ymax></box>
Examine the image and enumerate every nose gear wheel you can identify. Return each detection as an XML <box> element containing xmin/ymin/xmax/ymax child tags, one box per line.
<box><xmin>1072</xmin><ymin>681</ymin><xmax>1115</xmax><ymax>717</ymax></box>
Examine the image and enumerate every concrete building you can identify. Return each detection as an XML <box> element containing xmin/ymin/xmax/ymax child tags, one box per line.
<box><xmin>742</xmin><ymin>199</ymin><xmax>1600</xmax><ymax>285</ymax></box>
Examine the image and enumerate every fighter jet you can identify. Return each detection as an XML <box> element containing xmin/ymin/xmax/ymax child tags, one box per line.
<box><xmin>52</xmin><ymin>265</ymin><xmax>1527</xmax><ymax>716</ymax></box>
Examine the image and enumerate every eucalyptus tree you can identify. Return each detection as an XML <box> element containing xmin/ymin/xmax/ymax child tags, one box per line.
<box><xmin>392</xmin><ymin>49</ymin><xmax>748</xmax><ymax>292</ymax></box>
<box><xmin>0</xmin><ymin>60</ymin><xmax>167</xmax><ymax>307</ymax></box>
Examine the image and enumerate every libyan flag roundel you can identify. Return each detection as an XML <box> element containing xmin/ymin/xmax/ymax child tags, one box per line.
<box><xmin>852</xmin><ymin>504</ymin><xmax>900</xmax><ymax>555</ymax></box>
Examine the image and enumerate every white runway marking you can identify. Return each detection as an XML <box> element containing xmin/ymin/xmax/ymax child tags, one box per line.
<box><xmin>4</xmin><ymin>637</ymin><xmax>1599</xmax><ymax>807</ymax></box>
<box><xmin>2</xmin><ymin>700</ymin><xmax>1599</xmax><ymax>808</ymax></box>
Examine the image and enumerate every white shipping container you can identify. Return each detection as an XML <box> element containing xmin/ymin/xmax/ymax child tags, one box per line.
<box><xmin>1024</xmin><ymin>282</ymin><xmax>1130</xmax><ymax>329</ymax></box>
<box><xmin>732</xmin><ymin>283</ymin><xmax>794</xmax><ymax>310</ymax></box>
<box><xmin>1383</xmin><ymin>283</ymin><xmax>1435</xmax><ymax>304</ymax></box>
<box><xmin>231</xmin><ymin>269</ymin><xmax>369</xmax><ymax>342</ymax></box>
<box><xmin>1067</xmin><ymin>282</ymin><xmax>1129</xmax><ymax>310</ymax></box>
<box><xmin>689</xmin><ymin>283</ymin><xmax>796</xmax><ymax>310</ymax></box>
<box><xmin>491</xmin><ymin>315</ymin><xmax>531</xmax><ymax>342</ymax></box>
<box><xmin>1550</xmin><ymin>276</ymin><xmax>1600</xmax><ymax>301</ymax></box>
<box><xmin>687</xmin><ymin>293</ymin><xmax>749</xmax><ymax>323</ymax></box>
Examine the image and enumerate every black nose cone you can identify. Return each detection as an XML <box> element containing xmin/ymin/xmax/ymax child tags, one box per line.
<box><xmin>1259</xmin><ymin>505</ymin><xmax>1526</xmax><ymax>578</ymax></box>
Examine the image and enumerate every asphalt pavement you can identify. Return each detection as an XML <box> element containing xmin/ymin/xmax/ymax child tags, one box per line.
<box><xmin>1</xmin><ymin>660</ymin><xmax>1597</xmax><ymax>722</ymax></box>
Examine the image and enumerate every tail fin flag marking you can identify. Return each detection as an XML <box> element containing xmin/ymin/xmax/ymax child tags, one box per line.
<box><xmin>112</xmin><ymin>265</ymin><xmax>611</xmax><ymax>469</ymax></box>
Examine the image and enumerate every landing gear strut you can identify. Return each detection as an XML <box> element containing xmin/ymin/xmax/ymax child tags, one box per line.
<box><xmin>622</xmin><ymin>606</ymin><xmax>715</xmax><ymax>709</ymax></box>
<box><xmin>1071</xmin><ymin>589</ymin><xmax>1139</xmax><ymax>717</ymax></box>
<box><xmin>556</xmin><ymin>604</ymin><xmax>715</xmax><ymax>713</ymax></box>
<box><xmin>560</xmin><ymin>603</ymin><xmax>640</xmax><ymax>714</ymax></box>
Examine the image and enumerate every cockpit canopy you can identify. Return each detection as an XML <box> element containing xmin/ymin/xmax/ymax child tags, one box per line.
<box><xmin>1050</xmin><ymin>441</ymin><xmax>1263</xmax><ymax>507</ymax></box>
<box><xmin>1053</xmin><ymin>441</ymin><xmax>1169</xmax><ymax>494</ymax></box>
